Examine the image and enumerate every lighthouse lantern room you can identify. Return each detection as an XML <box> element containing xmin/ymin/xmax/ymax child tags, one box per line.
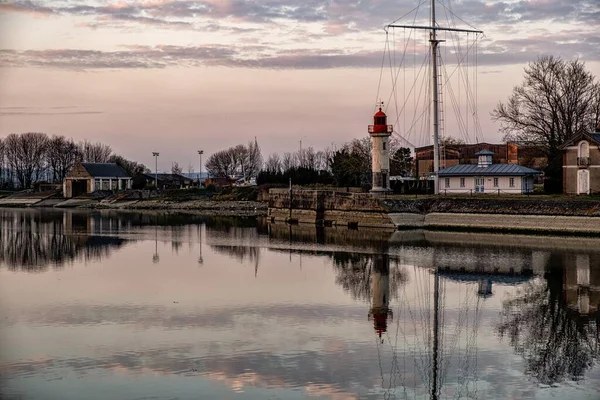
<box><xmin>368</xmin><ymin>105</ymin><xmax>394</xmax><ymax>193</ymax></box>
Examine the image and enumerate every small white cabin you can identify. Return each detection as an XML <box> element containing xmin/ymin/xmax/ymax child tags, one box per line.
<box><xmin>437</xmin><ymin>150</ymin><xmax>542</xmax><ymax>194</ymax></box>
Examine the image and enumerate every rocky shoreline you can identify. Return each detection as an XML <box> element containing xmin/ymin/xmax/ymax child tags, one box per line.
<box><xmin>86</xmin><ymin>199</ymin><xmax>268</xmax><ymax>217</ymax></box>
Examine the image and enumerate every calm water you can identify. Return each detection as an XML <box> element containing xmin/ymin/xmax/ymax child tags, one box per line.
<box><xmin>0</xmin><ymin>209</ymin><xmax>599</xmax><ymax>400</ymax></box>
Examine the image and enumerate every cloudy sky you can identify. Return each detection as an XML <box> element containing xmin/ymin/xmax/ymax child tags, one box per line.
<box><xmin>0</xmin><ymin>0</ymin><xmax>599</xmax><ymax>171</ymax></box>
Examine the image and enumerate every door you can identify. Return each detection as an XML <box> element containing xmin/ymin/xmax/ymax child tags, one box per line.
<box><xmin>71</xmin><ymin>180</ymin><xmax>87</xmax><ymax>198</ymax></box>
<box><xmin>578</xmin><ymin>169</ymin><xmax>589</xmax><ymax>194</ymax></box>
<box><xmin>474</xmin><ymin>177</ymin><xmax>485</xmax><ymax>193</ymax></box>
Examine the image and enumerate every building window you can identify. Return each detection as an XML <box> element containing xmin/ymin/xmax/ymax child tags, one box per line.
<box><xmin>445</xmin><ymin>178</ymin><xmax>450</xmax><ymax>188</ymax></box>
<box><xmin>460</xmin><ymin>178</ymin><xmax>465</xmax><ymax>188</ymax></box>
<box><xmin>493</xmin><ymin>178</ymin><xmax>499</xmax><ymax>187</ymax></box>
<box><xmin>509</xmin><ymin>177</ymin><xmax>515</xmax><ymax>187</ymax></box>
<box><xmin>383</xmin><ymin>142</ymin><xmax>386</xmax><ymax>150</ymax></box>
<box><xmin>579</xmin><ymin>141</ymin><xmax>590</xmax><ymax>158</ymax></box>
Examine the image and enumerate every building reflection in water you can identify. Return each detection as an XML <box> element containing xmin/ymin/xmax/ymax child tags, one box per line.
<box><xmin>0</xmin><ymin>209</ymin><xmax>129</xmax><ymax>271</ymax></box>
<box><xmin>269</xmin><ymin>223</ymin><xmax>600</xmax><ymax>393</ymax></box>
<box><xmin>2</xmin><ymin>209</ymin><xmax>599</xmax><ymax>397</ymax></box>
<box><xmin>368</xmin><ymin>254</ymin><xmax>393</xmax><ymax>341</ymax></box>
<box><xmin>498</xmin><ymin>251</ymin><xmax>600</xmax><ymax>385</ymax></box>
<box><xmin>0</xmin><ymin>209</ymin><xmax>252</xmax><ymax>271</ymax></box>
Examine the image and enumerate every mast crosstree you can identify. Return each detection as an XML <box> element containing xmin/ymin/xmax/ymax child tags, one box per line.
<box><xmin>387</xmin><ymin>0</ymin><xmax>482</xmax><ymax>194</ymax></box>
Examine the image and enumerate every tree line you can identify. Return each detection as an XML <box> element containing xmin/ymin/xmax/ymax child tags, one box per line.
<box><xmin>0</xmin><ymin>132</ymin><xmax>148</xmax><ymax>190</ymax></box>
<box><xmin>205</xmin><ymin>136</ymin><xmax>414</xmax><ymax>189</ymax></box>
<box><xmin>204</xmin><ymin>140</ymin><xmax>263</xmax><ymax>181</ymax></box>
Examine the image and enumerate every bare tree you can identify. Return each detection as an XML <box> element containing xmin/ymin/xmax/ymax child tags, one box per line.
<box><xmin>171</xmin><ymin>162</ymin><xmax>183</xmax><ymax>175</ymax></box>
<box><xmin>205</xmin><ymin>149</ymin><xmax>237</xmax><ymax>178</ymax></box>
<box><xmin>493</xmin><ymin>56</ymin><xmax>600</xmax><ymax>153</ymax></box>
<box><xmin>320</xmin><ymin>146</ymin><xmax>336</xmax><ymax>172</ymax></box>
<box><xmin>245</xmin><ymin>139</ymin><xmax>263</xmax><ymax>178</ymax></box>
<box><xmin>79</xmin><ymin>140</ymin><xmax>112</xmax><ymax>163</ymax></box>
<box><xmin>265</xmin><ymin>153</ymin><xmax>282</xmax><ymax>173</ymax></box>
<box><xmin>303</xmin><ymin>146</ymin><xmax>319</xmax><ymax>170</ymax></box>
<box><xmin>47</xmin><ymin>135</ymin><xmax>81</xmax><ymax>183</ymax></box>
<box><xmin>4</xmin><ymin>132</ymin><xmax>49</xmax><ymax>189</ymax></box>
<box><xmin>282</xmin><ymin>152</ymin><xmax>296</xmax><ymax>171</ymax></box>
<box><xmin>108</xmin><ymin>154</ymin><xmax>149</xmax><ymax>177</ymax></box>
<box><xmin>230</xmin><ymin>144</ymin><xmax>249</xmax><ymax>179</ymax></box>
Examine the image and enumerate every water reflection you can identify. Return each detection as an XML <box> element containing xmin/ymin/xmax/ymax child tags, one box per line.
<box><xmin>1</xmin><ymin>210</ymin><xmax>599</xmax><ymax>399</ymax></box>
<box><xmin>0</xmin><ymin>209</ymin><xmax>256</xmax><ymax>270</ymax></box>
<box><xmin>498</xmin><ymin>253</ymin><xmax>600</xmax><ymax>385</ymax></box>
<box><xmin>368</xmin><ymin>254</ymin><xmax>394</xmax><ymax>339</ymax></box>
<box><xmin>267</xmin><ymin>224</ymin><xmax>600</xmax><ymax>393</ymax></box>
<box><xmin>0</xmin><ymin>209</ymin><xmax>127</xmax><ymax>271</ymax></box>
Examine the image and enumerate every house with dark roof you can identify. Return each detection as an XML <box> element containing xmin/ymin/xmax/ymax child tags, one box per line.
<box><xmin>63</xmin><ymin>162</ymin><xmax>132</xmax><ymax>198</ymax></box>
<box><xmin>559</xmin><ymin>124</ymin><xmax>600</xmax><ymax>195</ymax></box>
<box><xmin>438</xmin><ymin>149</ymin><xmax>542</xmax><ymax>194</ymax></box>
<box><xmin>140</xmin><ymin>173</ymin><xmax>193</xmax><ymax>190</ymax></box>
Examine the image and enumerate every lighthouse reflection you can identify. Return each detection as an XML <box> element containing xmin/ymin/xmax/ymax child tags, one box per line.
<box><xmin>368</xmin><ymin>254</ymin><xmax>393</xmax><ymax>340</ymax></box>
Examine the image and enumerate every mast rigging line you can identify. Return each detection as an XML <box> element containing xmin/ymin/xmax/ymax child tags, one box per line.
<box><xmin>439</xmin><ymin>0</ymin><xmax>484</xmax><ymax>142</ymax></box>
<box><xmin>435</xmin><ymin>0</ymin><xmax>482</xmax><ymax>32</ymax></box>
<box><xmin>384</xmin><ymin>22</ymin><xmax>483</xmax><ymax>145</ymax></box>
<box><xmin>383</xmin><ymin>1</ymin><xmax>425</xmax><ymax>113</ymax></box>
<box><xmin>382</xmin><ymin>36</ymin><xmax>431</xmax><ymax>145</ymax></box>
<box><xmin>386</xmin><ymin>0</ymin><xmax>430</xmax><ymax>28</ymax></box>
<box><xmin>376</xmin><ymin>0</ymin><xmax>427</xmax><ymax>111</ymax></box>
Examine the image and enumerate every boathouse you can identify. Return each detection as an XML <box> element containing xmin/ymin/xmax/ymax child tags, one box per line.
<box><xmin>63</xmin><ymin>162</ymin><xmax>132</xmax><ymax>198</ymax></box>
<box><xmin>437</xmin><ymin>150</ymin><xmax>542</xmax><ymax>194</ymax></box>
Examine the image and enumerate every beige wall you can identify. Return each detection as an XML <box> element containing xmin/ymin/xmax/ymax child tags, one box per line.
<box><xmin>562</xmin><ymin>143</ymin><xmax>600</xmax><ymax>194</ymax></box>
<box><xmin>439</xmin><ymin>175</ymin><xmax>529</xmax><ymax>194</ymax></box>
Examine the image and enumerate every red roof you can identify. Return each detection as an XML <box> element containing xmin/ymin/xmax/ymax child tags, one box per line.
<box><xmin>374</xmin><ymin>108</ymin><xmax>386</xmax><ymax>118</ymax></box>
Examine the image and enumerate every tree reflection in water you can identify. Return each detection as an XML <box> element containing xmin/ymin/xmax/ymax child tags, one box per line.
<box><xmin>0</xmin><ymin>209</ymin><xmax>127</xmax><ymax>272</ymax></box>
<box><xmin>498</xmin><ymin>253</ymin><xmax>600</xmax><ymax>385</ymax></box>
<box><xmin>331</xmin><ymin>251</ymin><xmax>407</xmax><ymax>301</ymax></box>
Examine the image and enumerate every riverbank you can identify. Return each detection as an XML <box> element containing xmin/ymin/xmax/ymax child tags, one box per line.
<box><xmin>94</xmin><ymin>199</ymin><xmax>267</xmax><ymax>217</ymax></box>
<box><xmin>0</xmin><ymin>188</ymin><xmax>269</xmax><ymax>217</ymax></box>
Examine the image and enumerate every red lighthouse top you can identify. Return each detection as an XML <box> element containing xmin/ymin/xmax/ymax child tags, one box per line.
<box><xmin>369</xmin><ymin>105</ymin><xmax>393</xmax><ymax>135</ymax></box>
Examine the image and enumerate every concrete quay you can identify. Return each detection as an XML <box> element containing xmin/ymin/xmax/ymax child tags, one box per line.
<box><xmin>268</xmin><ymin>189</ymin><xmax>600</xmax><ymax>235</ymax></box>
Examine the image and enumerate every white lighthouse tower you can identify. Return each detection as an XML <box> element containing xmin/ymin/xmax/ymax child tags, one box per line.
<box><xmin>368</xmin><ymin>105</ymin><xmax>393</xmax><ymax>193</ymax></box>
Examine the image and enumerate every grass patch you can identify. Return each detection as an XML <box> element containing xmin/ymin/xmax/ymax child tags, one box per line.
<box><xmin>213</xmin><ymin>186</ymin><xmax>260</xmax><ymax>201</ymax></box>
<box><xmin>160</xmin><ymin>188</ymin><xmax>214</xmax><ymax>202</ymax></box>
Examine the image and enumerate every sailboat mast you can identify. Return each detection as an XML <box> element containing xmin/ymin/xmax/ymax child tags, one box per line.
<box><xmin>431</xmin><ymin>0</ymin><xmax>441</xmax><ymax>195</ymax></box>
<box><xmin>387</xmin><ymin>3</ymin><xmax>481</xmax><ymax>195</ymax></box>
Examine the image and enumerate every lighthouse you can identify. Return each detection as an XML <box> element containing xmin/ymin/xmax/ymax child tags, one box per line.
<box><xmin>368</xmin><ymin>105</ymin><xmax>393</xmax><ymax>193</ymax></box>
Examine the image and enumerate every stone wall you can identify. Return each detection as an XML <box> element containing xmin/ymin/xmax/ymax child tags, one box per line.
<box><xmin>269</xmin><ymin>189</ymin><xmax>600</xmax><ymax>233</ymax></box>
<box><xmin>268</xmin><ymin>189</ymin><xmax>393</xmax><ymax>228</ymax></box>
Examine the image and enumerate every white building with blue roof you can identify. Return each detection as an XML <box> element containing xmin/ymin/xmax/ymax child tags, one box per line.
<box><xmin>437</xmin><ymin>149</ymin><xmax>542</xmax><ymax>194</ymax></box>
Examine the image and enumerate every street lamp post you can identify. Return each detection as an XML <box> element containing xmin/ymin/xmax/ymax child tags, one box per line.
<box><xmin>198</xmin><ymin>150</ymin><xmax>204</xmax><ymax>187</ymax></box>
<box><xmin>152</xmin><ymin>152</ymin><xmax>159</xmax><ymax>189</ymax></box>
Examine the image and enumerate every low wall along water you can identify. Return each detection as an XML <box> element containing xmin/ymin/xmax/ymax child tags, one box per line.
<box><xmin>268</xmin><ymin>189</ymin><xmax>600</xmax><ymax>234</ymax></box>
